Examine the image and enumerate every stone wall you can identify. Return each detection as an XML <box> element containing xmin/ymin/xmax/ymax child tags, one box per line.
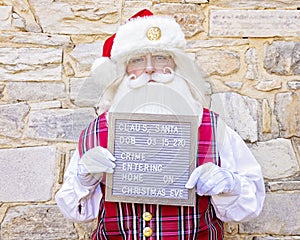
<box><xmin>0</xmin><ymin>1</ymin><xmax>299</xmax><ymax>239</ymax></box>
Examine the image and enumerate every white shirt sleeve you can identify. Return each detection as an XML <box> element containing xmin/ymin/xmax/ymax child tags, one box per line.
<box><xmin>211</xmin><ymin>119</ymin><xmax>265</xmax><ymax>222</ymax></box>
<box><xmin>55</xmin><ymin>149</ymin><xmax>102</xmax><ymax>222</ymax></box>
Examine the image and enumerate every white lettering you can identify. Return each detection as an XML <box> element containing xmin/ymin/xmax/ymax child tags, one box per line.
<box><xmin>163</xmin><ymin>175</ymin><xmax>174</xmax><ymax>184</ymax></box>
<box><xmin>122</xmin><ymin>173</ymin><xmax>143</xmax><ymax>182</ymax></box>
<box><xmin>118</xmin><ymin>123</ymin><xmax>148</xmax><ymax>132</ymax></box>
<box><xmin>120</xmin><ymin>152</ymin><xmax>145</xmax><ymax>161</ymax></box>
<box><xmin>170</xmin><ymin>189</ymin><xmax>184</xmax><ymax>198</ymax></box>
<box><xmin>119</xmin><ymin>136</ymin><xmax>136</xmax><ymax>145</ymax></box>
<box><xmin>122</xmin><ymin>163</ymin><xmax>163</xmax><ymax>172</ymax></box>
<box><xmin>121</xmin><ymin>186</ymin><xmax>166</xmax><ymax>197</ymax></box>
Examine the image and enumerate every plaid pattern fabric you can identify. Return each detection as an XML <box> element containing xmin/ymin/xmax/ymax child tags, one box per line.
<box><xmin>78</xmin><ymin>109</ymin><xmax>223</xmax><ymax>240</ymax></box>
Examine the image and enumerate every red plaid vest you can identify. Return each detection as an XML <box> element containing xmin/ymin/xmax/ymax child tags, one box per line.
<box><xmin>78</xmin><ymin>109</ymin><xmax>223</xmax><ymax>240</ymax></box>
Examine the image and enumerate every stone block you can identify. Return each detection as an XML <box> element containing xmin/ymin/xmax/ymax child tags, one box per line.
<box><xmin>153</xmin><ymin>3</ymin><xmax>205</xmax><ymax>37</ymax></box>
<box><xmin>153</xmin><ymin>2</ymin><xmax>202</xmax><ymax>13</ymax></box>
<box><xmin>66</xmin><ymin>42</ymin><xmax>103</xmax><ymax>78</ymax></box>
<box><xmin>258</xmin><ymin>99</ymin><xmax>280</xmax><ymax>142</ymax></box>
<box><xmin>26</xmin><ymin>108</ymin><xmax>96</xmax><ymax>141</ymax></box>
<box><xmin>9</xmin><ymin>0</ymin><xmax>41</xmax><ymax>32</ymax></box>
<box><xmin>173</xmin><ymin>13</ymin><xmax>205</xmax><ymax>37</ymax></box>
<box><xmin>275</xmin><ymin>92</ymin><xmax>300</xmax><ymax>138</ymax></box>
<box><xmin>267</xmin><ymin>181</ymin><xmax>300</xmax><ymax>192</ymax></box>
<box><xmin>1</xmin><ymin>205</ymin><xmax>78</xmax><ymax>239</ymax></box>
<box><xmin>196</xmin><ymin>49</ymin><xmax>240</xmax><ymax>76</ymax></box>
<box><xmin>0</xmin><ymin>48</ymin><xmax>62</xmax><ymax>81</ymax></box>
<box><xmin>239</xmin><ymin>193</ymin><xmax>300</xmax><ymax>235</ymax></box>
<box><xmin>250</xmin><ymin>138</ymin><xmax>299</xmax><ymax>180</ymax></box>
<box><xmin>30</xmin><ymin>101</ymin><xmax>62</xmax><ymax>110</ymax></box>
<box><xmin>261</xmin><ymin>99</ymin><xmax>271</xmax><ymax>134</ymax></box>
<box><xmin>251</xmin><ymin>237</ymin><xmax>300</xmax><ymax>240</ymax></box>
<box><xmin>187</xmin><ymin>39</ymin><xmax>249</xmax><ymax>49</ymax></box>
<box><xmin>293</xmin><ymin>138</ymin><xmax>300</xmax><ymax>159</ymax></box>
<box><xmin>0</xmin><ymin>103</ymin><xmax>29</xmax><ymax>138</ymax></box>
<box><xmin>29</xmin><ymin>0</ymin><xmax>121</xmax><ymax>34</ymax></box>
<box><xmin>0</xmin><ymin>32</ymin><xmax>71</xmax><ymax>46</ymax></box>
<box><xmin>185</xmin><ymin>0</ymin><xmax>208</xmax><ymax>3</ymax></box>
<box><xmin>288</xmin><ymin>81</ymin><xmax>300</xmax><ymax>90</ymax></box>
<box><xmin>245</xmin><ymin>48</ymin><xmax>259</xmax><ymax>80</ymax></box>
<box><xmin>211</xmin><ymin>92</ymin><xmax>258</xmax><ymax>142</ymax></box>
<box><xmin>209</xmin><ymin>0</ymin><xmax>300</xmax><ymax>8</ymax></box>
<box><xmin>255</xmin><ymin>79</ymin><xmax>282</xmax><ymax>92</ymax></box>
<box><xmin>210</xmin><ymin>10</ymin><xmax>300</xmax><ymax>37</ymax></box>
<box><xmin>0</xmin><ymin>6</ymin><xmax>12</xmax><ymax>30</ymax></box>
<box><xmin>6</xmin><ymin>82</ymin><xmax>66</xmax><ymax>101</ymax></box>
<box><xmin>224</xmin><ymin>82</ymin><xmax>243</xmax><ymax>89</ymax></box>
<box><xmin>264</xmin><ymin>41</ymin><xmax>300</xmax><ymax>76</ymax></box>
<box><xmin>0</xmin><ymin>146</ymin><xmax>56</xmax><ymax>201</ymax></box>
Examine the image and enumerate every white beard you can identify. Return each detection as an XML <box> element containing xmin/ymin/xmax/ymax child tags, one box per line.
<box><xmin>109</xmin><ymin>71</ymin><xmax>203</xmax><ymax>120</ymax></box>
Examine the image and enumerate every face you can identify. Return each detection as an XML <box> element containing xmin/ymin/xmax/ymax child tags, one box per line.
<box><xmin>126</xmin><ymin>52</ymin><xmax>176</xmax><ymax>78</ymax></box>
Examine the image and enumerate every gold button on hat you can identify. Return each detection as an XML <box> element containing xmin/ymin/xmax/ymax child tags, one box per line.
<box><xmin>146</xmin><ymin>27</ymin><xmax>161</xmax><ymax>41</ymax></box>
<box><xmin>143</xmin><ymin>227</ymin><xmax>153</xmax><ymax>237</ymax></box>
<box><xmin>142</xmin><ymin>212</ymin><xmax>152</xmax><ymax>221</ymax></box>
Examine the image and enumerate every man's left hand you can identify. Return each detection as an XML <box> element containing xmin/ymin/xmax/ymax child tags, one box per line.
<box><xmin>185</xmin><ymin>162</ymin><xmax>240</xmax><ymax>196</ymax></box>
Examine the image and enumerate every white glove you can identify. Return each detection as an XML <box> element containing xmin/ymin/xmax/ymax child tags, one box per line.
<box><xmin>185</xmin><ymin>162</ymin><xmax>240</xmax><ymax>196</ymax></box>
<box><xmin>77</xmin><ymin>146</ymin><xmax>116</xmax><ymax>186</ymax></box>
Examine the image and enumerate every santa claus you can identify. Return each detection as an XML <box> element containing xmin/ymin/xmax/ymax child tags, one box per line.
<box><xmin>56</xmin><ymin>9</ymin><xmax>265</xmax><ymax>240</ymax></box>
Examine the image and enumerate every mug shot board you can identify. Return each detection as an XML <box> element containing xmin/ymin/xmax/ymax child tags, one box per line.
<box><xmin>105</xmin><ymin>112</ymin><xmax>198</xmax><ymax>206</ymax></box>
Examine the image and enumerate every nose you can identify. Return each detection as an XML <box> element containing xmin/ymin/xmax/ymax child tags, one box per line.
<box><xmin>144</xmin><ymin>54</ymin><xmax>155</xmax><ymax>75</ymax></box>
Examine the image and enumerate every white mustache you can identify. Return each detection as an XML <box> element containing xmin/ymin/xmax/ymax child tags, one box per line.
<box><xmin>126</xmin><ymin>67</ymin><xmax>175</xmax><ymax>89</ymax></box>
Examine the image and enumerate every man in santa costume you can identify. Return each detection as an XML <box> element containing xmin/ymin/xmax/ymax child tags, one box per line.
<box><xmin>56</xmin><ymin>9</ymin><xmax>265</xmax><ymax>239</ymax></box>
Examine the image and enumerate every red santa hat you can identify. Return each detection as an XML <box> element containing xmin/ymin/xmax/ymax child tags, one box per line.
<box><xmin>110</xmin><ymin>11</ymin><xmax>186</xmax><ymax>60</ymax></box>
<box><xmin>92</xmin><ymin>9</ymin><xmax>186</xmax><ymax>70</ymax></box>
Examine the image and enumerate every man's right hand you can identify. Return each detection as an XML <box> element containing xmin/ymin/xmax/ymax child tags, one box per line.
<box><xmin>77</xmin><ymin>146</ymin><xmax>116</xmax><ymax>186</ymax></box>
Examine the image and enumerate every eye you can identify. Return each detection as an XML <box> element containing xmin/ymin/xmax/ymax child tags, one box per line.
<box><xmin>128</xmin><ymin>56</ymin><xmax>145</xmax><ymax>64</ymax></box>
<box><xmin>153</xmin><ymin>55</ymin><xmax>169</xmax><ymax>62</ymax></box>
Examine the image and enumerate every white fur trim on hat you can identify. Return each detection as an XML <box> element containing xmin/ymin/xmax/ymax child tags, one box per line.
<box><xmin>91</xmin><ymin>57</ymin><xmax>110</xmax><ymax>72</ymax></box>
<box><xmin>110</xmin><ymin>16</ymin><xmax>186</xmax><ymax>60</ymax></box>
